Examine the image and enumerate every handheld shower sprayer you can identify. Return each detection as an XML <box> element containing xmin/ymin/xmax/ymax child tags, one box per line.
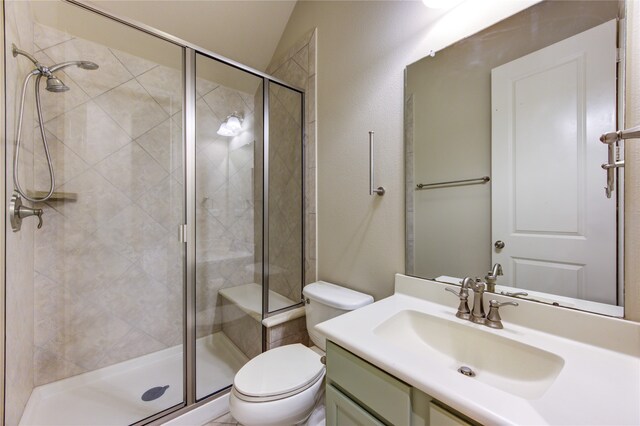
<box><xmin>11</xmin><ymin>43</ymin><xmax>99</xmax><ymax>209</ymax></box>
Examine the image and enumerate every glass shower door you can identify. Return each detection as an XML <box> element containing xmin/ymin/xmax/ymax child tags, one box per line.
<box><xmin>194</xmin><ymin>53</ymin><xmax>263</xmax><ymax>400</ymax></box>
<box><xmin>266</xmin><ymin>82</ymin><xmax>304</xmax><ymax>313</ymax></box>
<box><xmin>4</xmin><ymin>1</ymin><xmax>185</xmax><ymax>424</ymax></box>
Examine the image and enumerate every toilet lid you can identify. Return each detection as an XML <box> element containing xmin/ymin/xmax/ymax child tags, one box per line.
<box><xmin>234</xmin><ymin>344</ymin><xmax>324</xmax><ymax>399</ymax></box>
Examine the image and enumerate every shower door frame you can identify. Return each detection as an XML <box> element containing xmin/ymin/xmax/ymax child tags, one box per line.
<box><xmin>1</xmin><ymin>0</ymin><xmax>306</xmax><ymax>424</ymax></box>
<box><xmin>0</xmin><ymin>2</ymin><xmax>6</xmax><ymax>422</ymax></box>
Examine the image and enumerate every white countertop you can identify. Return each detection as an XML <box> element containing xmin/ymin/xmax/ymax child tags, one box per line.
<box><xmin>316</xmin><ymin>274</ymin><xmax>640</xmax><ymax>425</ymax></box>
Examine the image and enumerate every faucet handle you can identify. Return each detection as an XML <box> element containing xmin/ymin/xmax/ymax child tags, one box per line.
<box><xmin>35</xmin><ymin>208</ymin><xmax>43</xmax><ymax>229</ymax></box>
<box><xmin>489</xmin><ymin>300</ymin><xmax>518</xmax><ymax>308</ymax></box>
<box><xmin>445</xmin><ymin>286</ymin><xmax>467</xmax><ymax>298</ymax></box>
<box><xmin>485</xmin><ymin>299</ymin><xmax>518</xmax><ymax>329</ymax></box>
<box><xmin>500</xmin><ymin>291</ymin><xmax>528</xmax><ymax>298</ymax></box>
<box><xmin>445</xmin><ymin>287</ymin><xmax>471</xmax><ymax>320</ymax></box>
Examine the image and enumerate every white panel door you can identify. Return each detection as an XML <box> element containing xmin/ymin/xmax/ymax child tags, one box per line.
<box><xmin>491</xmin><ymin>20</ymin><xmax>617</xmax><ymax>304</ymax></box>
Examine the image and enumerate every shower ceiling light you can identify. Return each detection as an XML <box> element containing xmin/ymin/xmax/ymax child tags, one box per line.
<box><xmin>217</xmin><ymin>113</ymin><xmax>243</xmax><ymax>137</ymax></box>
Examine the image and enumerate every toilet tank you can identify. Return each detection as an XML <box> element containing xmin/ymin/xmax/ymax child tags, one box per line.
<box><xmin>303</xmin><ymin>281</ymin><xmax>373</xmax><ymax>350</ymax></box>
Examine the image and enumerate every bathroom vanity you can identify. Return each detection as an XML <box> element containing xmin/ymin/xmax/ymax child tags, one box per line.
<box><xmin>317</xmin><ymin>274</ymin><xmax>640</xmax><ymax>425</ymax></box>
<box><xmin>326</xmin><ymin>341</ymin><xmax>476</xmax><ymax>426</ymax></box>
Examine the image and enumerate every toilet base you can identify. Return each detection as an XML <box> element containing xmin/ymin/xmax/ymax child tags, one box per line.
<box><xmin>229</xmin><ymin>375</ymin><xmax>325</xmax><ymax>426</ymax></box>
<box><xmin>306</xmin><ymin>398</ymin><xmax>326</xmax><ymax>426</ymax></box>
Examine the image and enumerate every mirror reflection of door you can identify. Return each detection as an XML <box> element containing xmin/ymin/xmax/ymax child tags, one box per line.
<box><xmin>491</xmin><ymin>20</ymin><xmax>617</xmax><ymax>304</ymax></box>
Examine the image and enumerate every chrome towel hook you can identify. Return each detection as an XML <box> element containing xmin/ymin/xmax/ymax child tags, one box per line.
<box><xmin>369</xmin><ymin>131</ymin><xmax>385</xmax><ymax>196</ymax></box>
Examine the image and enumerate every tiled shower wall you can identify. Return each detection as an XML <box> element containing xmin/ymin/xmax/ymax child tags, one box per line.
<box><xmin>254</xmin><ymin>29</ymin><xmax>317</xmax><ymax>304</ymax></box>
<box><xmin>26</xmin><ymin>23</ymin><xmax>255</xmax><ymax>386</ymax></box>
<box><xmin>5</xmin><ymin>2</ymin><xmax>36</xmax><ymax>424</ymax></box>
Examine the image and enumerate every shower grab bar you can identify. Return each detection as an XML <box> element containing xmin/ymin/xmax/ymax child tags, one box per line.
<box><xmin>600</xmin><ymin>124</ymin><xmax>640</xmax><ymax>198</ymax></box>
<box><xmin>369</xmin><ymin>131</ymin><xmax>385</xmax><ymax>196</ymax></box>
<box><xmin>416</xmin><ymin>176</ymin><xmax>490</xmax><ymax>190</ymax></box>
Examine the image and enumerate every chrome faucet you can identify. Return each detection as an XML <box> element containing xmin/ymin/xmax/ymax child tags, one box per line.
<box><xmin>484</xmin><ymin>263</ymin><xmax>503</xmax><ymax>292</ymax></box>
<box><xmin>446</xmin><ymin>276</ymin><xmax>517</xmax><ymax>329</ymax></box>
<box><xmin>465</xmin><ymin>277</ymin><xmax>486</xmax><ymax>324</ymax></box>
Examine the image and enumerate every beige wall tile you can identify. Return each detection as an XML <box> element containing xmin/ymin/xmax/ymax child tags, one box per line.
<box><xmin>221</xmin><ymin>300</ymin><xmax>261</xmax><ymax>359</ymax></box>
<box><xmin>110</xmin><ymin>48</ymin><xmax>157</xmax><ymax>77</ymax></box>
<box><xmin>95</xmin><ymin>78</ymin><xmax>168</xmax><ymax>139</ymax></box>
<box><xmin>34</xmin><ymin>23</ymin><xmax>72</xmax><ymax>51</ymax></box>
<box><xmin>44</xmin><ymin>37</ymin><xmax>133</xmax><ymax>98</ymax></box>
<box><xmin>95</xmin><ymin>141</ymin><xmax>169</xmax><ymax>199</ymax></box>
<box><xmin>45</xmin><ymin>100</ymin><xmax>132</xmax><ymax>166</ymax></box>
<box><xmin>136</xmin><ymin>118</ymin><xmax>182</xmax><ymax>173</ymax></box>
<box><xmin>48</xmin><ymin>169</ymin><xmax>131</xmax><ymax>233</ymax></box>
<box><xmin>137</xmin><ymin>65</ymin><xmax>183</xmax><ymax>115</ymax></box>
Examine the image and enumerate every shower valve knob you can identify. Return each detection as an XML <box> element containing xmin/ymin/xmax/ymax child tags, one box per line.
<box><xmin>10</xmin><ymin>194</ymin><xmax>44</xmax><ymax>231</ymax></box>
<box><xmin>32</xmin><ymin>209</ymin><xmax>44</xmax><ymax>229</ymax></box>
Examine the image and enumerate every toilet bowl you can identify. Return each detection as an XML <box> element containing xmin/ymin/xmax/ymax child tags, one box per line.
<box><xmin>229</xmin><ymin>281</ymin><xmax>373</xmax><ymax>426</ymax></box>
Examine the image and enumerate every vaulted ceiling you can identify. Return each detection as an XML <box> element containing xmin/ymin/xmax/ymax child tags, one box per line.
<box><xmin>83</xmin><ymin>0</ymin><xmax>298</xmax><ymax>71</ymax></box>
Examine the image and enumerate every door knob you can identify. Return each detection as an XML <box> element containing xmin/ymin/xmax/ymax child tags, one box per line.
<box><xmin>494</xmin><ymin>240</ymin><xmax>505</xmax><ymax>249</ymax></box>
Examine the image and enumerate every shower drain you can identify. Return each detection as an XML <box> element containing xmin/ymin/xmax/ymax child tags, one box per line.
<box><xmin>141</xmin><ymin>385</ymin><xmax>170</xmax><ymax>402</ymax></box>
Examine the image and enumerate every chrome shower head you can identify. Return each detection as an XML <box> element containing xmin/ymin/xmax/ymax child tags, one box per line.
<box><xmin>45</xmin><ymin>75</ymin><xmax>70</xmax><ymax>93</ymax></box>
<box><xmin>49</xmin><ymin>60</ymin><xmax>99</xmax><ymax>73</ymax></box>
<box><xmin>79</xmin><ymin>61</ymin><xmax>99</xmax><ymax>70</ymax></box>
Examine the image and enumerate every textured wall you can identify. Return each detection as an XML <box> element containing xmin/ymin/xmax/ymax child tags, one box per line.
<box><xmin>271</xmin><ymin>1</ymin><xmax>539</xmax><ymax>301</ymax></box>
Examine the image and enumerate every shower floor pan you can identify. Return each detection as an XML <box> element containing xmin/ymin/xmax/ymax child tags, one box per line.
<box><xmin>20</xmin><ymin>332</ymin><xmax>248</xmax><ymax>426</ymax></box>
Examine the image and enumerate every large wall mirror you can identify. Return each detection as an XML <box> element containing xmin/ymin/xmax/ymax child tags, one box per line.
<box><xmin>405</xmin><ymin>0</ymin><xmax>626</xmax><ymax>317</ymax></box>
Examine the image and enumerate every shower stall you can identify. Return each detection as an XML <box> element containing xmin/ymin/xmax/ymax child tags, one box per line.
<box><xmin>2</xmin><ymin>0</ymin><xmax>309</xmax><ymax>424</ymax></box>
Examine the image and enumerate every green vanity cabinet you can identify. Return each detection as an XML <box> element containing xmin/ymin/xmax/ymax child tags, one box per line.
<box><xmin>325</xmin><ymin>341</ymin><xmax>478</xmax><ymax>426</ymax></box>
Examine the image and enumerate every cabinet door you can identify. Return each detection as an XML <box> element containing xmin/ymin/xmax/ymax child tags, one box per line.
<box><xmin>326</xmin><ymin>385</ymin><xmax>384</xmax><ymax>426</ymax></box>
<box><xmin>327</xmin><ymin>341</ymin><xmax>411</xmax><ymax>425</ymax></box>
<box><xmin>429</xmin><ymin>402</ymin><xmax>472</xmax><ymax>426</ymax></box>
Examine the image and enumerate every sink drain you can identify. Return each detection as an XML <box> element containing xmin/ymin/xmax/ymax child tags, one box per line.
<box><xmin>141</xmin><ymin>385</ymin><xmax>170</xmax><ymax>402</ymax></box>
<box><xmin>457</xmin><ymin>366</ymin><xmax>476</xmax><ymax>377</ymax></box>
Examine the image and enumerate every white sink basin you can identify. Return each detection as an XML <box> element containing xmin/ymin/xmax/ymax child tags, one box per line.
<box><xmin>373</xmin><ymin>310</ymin><xmax>565</xmax><ymax>400</ymax></box>
<box><xmin>316</xmin><ymin>275</ymin><xmax>640</xmax><ymax>425</ymax></box>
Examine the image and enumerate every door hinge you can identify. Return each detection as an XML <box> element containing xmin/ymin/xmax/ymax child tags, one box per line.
<box><xmin>616</xmin><ymin>47</ymin><xmax>624</xmax><ymax>63</ymax></box>
<box><xmin>178</xmin><ymin>224</ymin><xmax>187</xmax><ymax>243</ymax></box>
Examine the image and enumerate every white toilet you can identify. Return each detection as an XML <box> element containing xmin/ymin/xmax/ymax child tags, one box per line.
<box><xmin>229</xmin><ymin>281</ymin><xmax>374</xmax><ymax>426</ymax></box>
